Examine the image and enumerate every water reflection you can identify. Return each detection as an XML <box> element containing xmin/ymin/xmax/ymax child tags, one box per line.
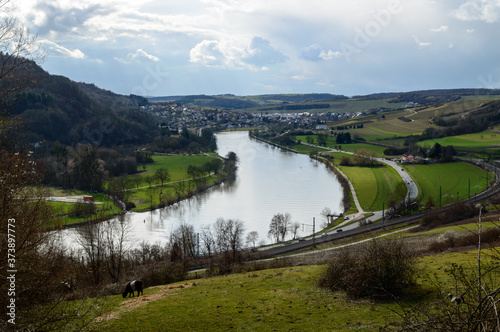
<box><xmin>63</xmin><ymin>131</ymin><xmax>343</xmax><ymax>248</ymax></box>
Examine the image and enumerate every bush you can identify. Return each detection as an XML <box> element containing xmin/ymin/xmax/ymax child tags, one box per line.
<box><xmin>140</xmin><ymin>262</ymin><xmax>188</xmax><ymax>288</ymax></box>
<box><xmin>318</xmin><ymin>240</ymin><xmax>417</xmax><ymax>299</ymax></box>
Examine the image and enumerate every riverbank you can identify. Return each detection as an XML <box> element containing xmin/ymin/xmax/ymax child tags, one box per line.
<box><xmin>250</xmin><ymin>131</ymin><xmax>353</xmax><ymax>216</ymax></box>
<box><xmin>48</xmin><ymin>153</ymin><xmax>233</xmax><ymax>228</ymax></box>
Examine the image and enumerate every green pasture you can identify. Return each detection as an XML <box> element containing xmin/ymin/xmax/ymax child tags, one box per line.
<box><xmin>294</xmin><ymin>135</ymin><xmax>389</xmax><ymax>157</ymax></box>
<box><xmin>418</xmin><ymin>130</ymin><xmax>500</xmax><ymax>150</ymax></box>
<box><xmin>47</xmin><ymin>192</ymin><xmax>121</xmax><ymax>227</ymax></box>
<box><xmin>96</xmin><ymin>265</ymin><xmax>402</xmax><ymax>331</ymax></box>
<box><xmin>129</xmin><ymin>154</ymin><xmax>217</xmax><ymax>188</ymax></box>
<box><xmin>403</xmin><ymin>162</ymin><xmax>494</xmax><ymax>206</ymax></box>
<box><xmin>290</xmin><ymin>143</ymin><xmax>329</xmax><ymax>154</ymax></box>
<box><xmin>90</xmin><ymin>245</ymin><xmax>500</xmax><ymax>331</ymax></box>
<box><xmin>244</xmin><ymin>97</ymin><xmax>407</xmax><ymax>114</ymax></box>
<box><xmin>46</xmin><ymin>154</ymin><xmax>222</xmax><ymax>224</ymax></box>
<box><xmin>339</xmin><ymin>164</ymin><xmax>405</xmax><ymax>211</ymax></box>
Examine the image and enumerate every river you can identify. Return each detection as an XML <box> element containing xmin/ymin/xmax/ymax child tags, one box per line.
<box><xmin>61</xmin><ymin>131</ymin><xmax>344</xmax><ymax>247</ymax></box>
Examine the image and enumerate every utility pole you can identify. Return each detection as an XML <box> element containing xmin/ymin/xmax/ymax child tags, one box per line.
<box><xmin>313</xmin><ymin>217</ymin><xmax>315</xmax><ymax>247</ymax></box>
<box><xmin>301</xmin><ymin>218</ymin><xmax>316</xmax><ymax>246</ymax></box>
<box><xmin>382</xmin><ymin>203</ymin><xmax>385</xmax><ymax>227</ymax></box>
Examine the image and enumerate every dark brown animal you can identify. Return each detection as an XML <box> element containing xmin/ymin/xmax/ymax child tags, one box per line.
<box><xmin>122</xmin><ymin>280</ymin><xmax>143</xmax><ymax>298</ymax></box>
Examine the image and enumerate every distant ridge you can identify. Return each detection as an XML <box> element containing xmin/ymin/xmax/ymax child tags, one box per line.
<box><xmin>147</xmin><ymin>93</ymin><xmax>347</xmax><ymax>109</ymax></box>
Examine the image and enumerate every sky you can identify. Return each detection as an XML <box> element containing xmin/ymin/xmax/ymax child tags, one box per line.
<box><xmin>11</xmin><ymin>0</ymin><xmax>500</xmax><ymax>97</ymax></box>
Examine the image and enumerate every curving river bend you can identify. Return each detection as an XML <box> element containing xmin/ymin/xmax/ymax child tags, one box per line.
<box><xmin>62</xmin><ymin>131</ymin><xmax>344</xmax><ymax>247</ymax></box>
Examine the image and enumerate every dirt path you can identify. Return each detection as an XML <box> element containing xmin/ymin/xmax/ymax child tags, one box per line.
<box><xmin>96</xmin><ymin>282</ymin><xmax>196</xmax><ymax>322</ymax></box>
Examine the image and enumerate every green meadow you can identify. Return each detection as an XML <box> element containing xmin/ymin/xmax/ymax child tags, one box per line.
<box><xmin>46</xmin><ymin>154</ymin><xmax>224</xmax><ymax>224</ymax></box>
<box><xmin>403</xmin><ymin>162</ymin><xmax>494</xmax><ymax>206</ymax></box>
<box><xmin>294</xmin><ymin>135</ymin><xmax>389</xmax><ymax>157</ymax></box>
<box><xmin>418</xmin><ymin>129</ymin><xmax>500</xmax><ymax>157</ymax></box>
<box><xmin>123</xmin><ymin>154</ymin><xmax>223</xmax><ymax>211</ymax></box>
<box><xmin>91</xmin><ymin>245</ymin><xmax>499</xmax><ymax>332</ymax></box>
<box><xmin>47</xmin><ymin>192</ymin><xmax>122</xmax><ymax>227</ymax></box>
<box><xmin>339</xmin><ymin>164</ymin><xmax>405</xmax><ymax>211</ymax></box>
<box><xmin>418</xmin><ymin>130</ymin><xmax>500</xmax><ymax>149</ymax></box>
<box><xmin>128</xmin><ymin>154</ymin><xmax>218</xmax><ymax>186</ymax></box>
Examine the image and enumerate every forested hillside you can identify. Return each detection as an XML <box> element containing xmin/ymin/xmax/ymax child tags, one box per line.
<box><xmin>8</xmin><ymin>68</ymin><xmax>157</xmax><ymax>148</ymax></box>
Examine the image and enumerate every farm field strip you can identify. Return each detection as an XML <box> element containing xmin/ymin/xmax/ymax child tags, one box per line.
<box><xmin>403</xmin><ymin>162</ymin><xmax>493</xmax><ymax>205</ymax></box>
<box><xmin>338</xmin><ymin>164</ymin><xmax>404</xmax><ymax>211</ymax></box>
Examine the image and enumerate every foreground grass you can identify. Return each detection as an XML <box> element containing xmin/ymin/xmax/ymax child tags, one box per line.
<box><xmin>96</xmin><ymin>266</ymin><xmax>401</xmax><ymax>331</ymax></box>
<box><xmin>91</xmin><ymin>243</ymin><xmax>500</xmax><ymax>332</ymax></box>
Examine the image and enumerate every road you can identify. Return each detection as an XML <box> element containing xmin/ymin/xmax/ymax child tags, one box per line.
<box><xmin>258</xmin><ymin>151</ymin><xmax>500</xmax><ymax>258</ymax></box>
<box><xmin>302</xmin><ymin>143</ymin><xmax>419</xmax><ymax>231</ymax></box>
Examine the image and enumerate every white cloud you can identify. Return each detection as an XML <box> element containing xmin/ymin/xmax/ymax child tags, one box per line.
<box><xmin>431</xmin><ymin>25</ymin><xmax>449</xmax><ymax>32</ymax></box>
<box><xmin>40</xmin><ymin>40</ymin><xmax>85</xmax><ymax>58</ymax></box>
<box><xmin>319</xmin><ymin>50</ymin><xmax>343</xmax><ymax>60</ymax></box>
<box><xmin>189</xmin><ymin>39</ymin><xmax>244</xmax><ymax>69</ymax></box>
<box><xmin>243</xmin><ymin>37</ymin><xmax>288</xmax><ymax>67</ymax></box>
<box><xmin>299</xmin><ymin>45</ymin><xmax>343</xmax><ymax>61</ymax></box>
<box><xmin>189</xmin><ymin>37</ymin><xmax>286</xmax><ymax>70</ymax></box>
<box><xmin>412</xmin><ymin>35</ymin><xmax>431</xmax><ymax>48</ymax></box>
<box><xmin>127</xmin><ymin>49</ymin><xmax>160</xmax><ymax>62</ymax></box>
<box><xmin>454</xmin><ymin>0</ymin><xmax>500</xmax><ymax>23</ymax></box>
<box><xmin>11</xmin><ymin>0</ymin><xmax>500</xmax><ymax>96</ymax></box>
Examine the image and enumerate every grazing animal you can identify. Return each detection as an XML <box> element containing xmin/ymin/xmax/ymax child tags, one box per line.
<box><xmin>122</xmin><ymin>280</ymin><xmax>143</xmax><ymax>298</ymax></box>
<box><xmin>448</xmin><ymin>293</ymin><xmax>463</xmax><ymax>306</ymax></box>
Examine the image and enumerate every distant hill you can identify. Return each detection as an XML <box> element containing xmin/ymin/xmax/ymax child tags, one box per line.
<box><xmin>149</xmin><ymin>93</ymin><xmax>347</xmax><ymax>109</ymax></box>
<box><xmin>149</xmin><ymin>90</ymin><xmax>500</xmax><ymax>113</ymax></box>
<box><xmin>7</xmin><ymin>67</ymin><xmax>157</xmax><ymax>147</ymax></box>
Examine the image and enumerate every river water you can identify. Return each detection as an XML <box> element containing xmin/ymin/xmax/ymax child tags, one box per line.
<box><xmin>61</xmin><ymin>131</ymin><xmax>343</xmax><ymax>247</ymax></box>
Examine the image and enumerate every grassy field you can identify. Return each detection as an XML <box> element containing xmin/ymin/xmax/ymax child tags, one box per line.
<box><xmin>126</xmin><ymin>154</ymin><xmax>217</xmax><ymax>188</ymax></box>
<box><xmin>46</xmin><ymin>154</ymin><xmax>223</xmax><ymax>224</ymax></box>
<box><xmin>403</xmin><ymin>162</ymin><xmax>494</xmax><ymax>206</ymax></box>
<box><xmin>339</xmin><ymin>164</ymin><xmax>405</xmax><ymax>211</ymax></box>
<box><xmin>294</xmin><ymin>135</ymin><xmax>389</xmax><ymax>157</ymax></box>
<box><xmin>91</xmin><ymin>244</ymin><xmax>500</xmax><ymax>331</ymax></box>
<box><xmin>418</xmin><ymin>128</ymin><xmax>500</xmax><ymax>157</ymax></box>
<box><xmin>326</xmin><ymin>98</ymin><xmax>499</xmax><ymax>143</ymax></box>
<box><xmin>47</xmin><ymin>191</ymin><xmax>122</xmax><ymax>227</ymax></box>
<box><xmin>123</xmin><ymin>154</ymin><xmax>223</xmax><ymax>211</ymax></box>
<box><xmin>96</xmin><ymin>265</ymin><xmax>401</xmax><ymax>331</ymax></box>
<box><xmin>243</xmin><ymin>97</ymin><xmax>408</xmax><ymax>114</ymax></box>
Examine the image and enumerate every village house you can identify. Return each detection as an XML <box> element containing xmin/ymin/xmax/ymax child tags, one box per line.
<box><xmin>401</xmin><ymin>153</ymin><xmax>415</xmax><ymax>162</ymax></box>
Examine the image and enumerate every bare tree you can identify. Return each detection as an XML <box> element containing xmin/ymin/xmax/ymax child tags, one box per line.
<box><xmin>268</xmin><ymin>214</ymin><xmax>281</xmax><ymax>243</ymax></box>
<box><xmin>268</xmin><ymin>213</ymin><xmax>292</xmax><ymax>243</ymax></box>
<box><xmin>144</xmin><ymin>175</ymin><xmax>155</xmax><ymax>187</ymax></box>
<box><xmin>76</xmin><ymin>222</ymin><xmax>105</xmax><ymax>286</ymax></box>
<box><xmin>131</xmin><ymin>176</ymin><xmax>142</xmax><ymax>189</ymax></box>
<box><xmin>154</xmin><ymin>167</ymin><xmax>170</xmax><ymax>185</ymax></box>
<box><xmin>174</xmin><ymin>180</ymin><xmax>187</xmax><ymax>200</ymax></box>
<box><xmin>321</xmin><ymin>207</ymin><xmax>332</xmax><ymax>225</ymax></box>
<box><xmin>103</xmin><ymin>215</ymin><xmax>132</xmax><ymax>283</ymax></box>
<box><xmin>146</xmin><ymin>186</ymin><xmax>158</xmax><ymax>210</ymax></box>
<box><xmin>214</xmin><ymin>218</ymin><xmax>245</xmax><ymax>261</ymax></box>
<box><xmin>0</xmin><ymin>0</ymin><xmax>45</xmax><ymax>103</ymax></box>
<box><xmin>169</xmin><ymin>223</ymin><xmax>197</xmax><ymax>260</ymax></box>
<box><xmin>290</xmin><ymin>222</ymin><xmax>301</xmax><ymax>240</ymax></box>
<box><xmin>246</xmin><ymin>231</ymin><xmax>259</xmax><ymax>249</ymax></box>
<box><xmin>200</xmin><ymin>224</ymin><xmax>216</xmax><ymax>257</ymax></box>
<box><xmin>0</xmin><ymin>2</ymin><xmax>108</xmax><ymax>329</ymax></box>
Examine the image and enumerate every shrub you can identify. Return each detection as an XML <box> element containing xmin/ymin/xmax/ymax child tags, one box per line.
<box><xmin>318</xmin><ymin>239</ymin><xmax>417</xmax><ymax>299</ymax></box>
<box><xmin>140</xmin><ymin>262</ymin><xmax>188</xmax><ymax>288</ymax></box>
